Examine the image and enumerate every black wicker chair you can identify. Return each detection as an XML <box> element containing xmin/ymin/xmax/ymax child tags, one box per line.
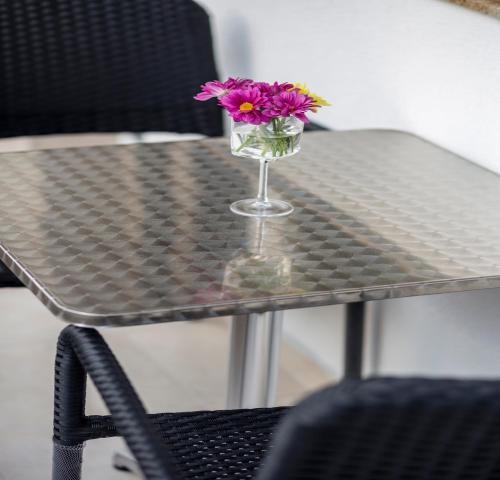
<box><xmin>0</xmin><ymin>0</ymin><xmax>222</xmax><ymax>138</ymax></box>
<box><xmin>0</xmin><ymin>0</ymin><xmax>223</xmax><ymax>287</ymax></box>
<box><xmin>53</xmin><ymin>325</ymin><xmax>500</xmax><ymax>480</ymax></box>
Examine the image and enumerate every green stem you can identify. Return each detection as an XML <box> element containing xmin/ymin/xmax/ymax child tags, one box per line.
<box><xmin>235</xmin><ymin>118</ymin><xmax>294</xmax><ymax>158</ymax></box>
<box><xmin>235</xmin><ymin>133</ymin><xmax>257</xmax><ymax>152</ymax></box>
<box><xmin>271</xmin><ymin>118</ymin><xmax>287</xmax><ymax>157</ymax></box>
<box><xmin>272</xmin><ymin>117</ymin><xmax>280</xmax><ymax>135</ymax></box>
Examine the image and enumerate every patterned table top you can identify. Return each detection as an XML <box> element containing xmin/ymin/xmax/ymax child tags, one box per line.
<box><xmin>0</xmin><ymin>130</ymin><xmax>499</xmax><ymax>326</ymax></box>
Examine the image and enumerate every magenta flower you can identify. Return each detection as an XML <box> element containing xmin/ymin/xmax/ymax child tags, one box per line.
<box><xmin>195</xmin><ymin>77</ymin><xmax>330</xmax><ymax>126</ymax></box>
<box><xmin>266</xmin><ymin>90</ymin><xmax>316</xmax><ymax>123</ymax></box>
<box><xmin>194</xmin><ymin>77</ymin><xmax>252</xmax><ymax>101</ymax></box>
<box><xmin>225</xmin><ymin>77</ymin><xmax>253</xmax><ymax>89</ymax></box>
<box><xmin>254</xmin><ymin>81</ymin><xmax>294</xmax><ymax>96</ymax></box>
<box><xmin>219</xmin><ymin>87</ymin><xmax>271</xmax><ymax>125</ymax></box>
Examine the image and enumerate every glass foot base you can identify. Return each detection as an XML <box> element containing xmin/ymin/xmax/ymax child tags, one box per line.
<box><xmin>230</xmin><ymin>198</ymin><xmax>293</xmax><ymax>218</ymax></box>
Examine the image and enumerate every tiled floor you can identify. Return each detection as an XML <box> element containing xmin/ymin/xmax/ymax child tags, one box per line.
<box><xmin>0</xmin><ymin>288</ymin><xmax>331</xmax><ymax>479</ymax></box>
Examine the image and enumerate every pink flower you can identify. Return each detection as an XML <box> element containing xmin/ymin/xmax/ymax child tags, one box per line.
<box><xmin>219</xmin><ymin>87</ymin><xmax>272</xmax><ymax>125</ymax></box>
<box><xmin>194</xmin><ymin>77</ymin><xmax>252</xmax><ymax>101</ymax></box>
<box><xmin>225</xmin><ymin>77</ymin><xmax>253</xmax><ymax>89</ymax></box>
<box><xmin>194</xmin><ymin>81</ymin><xmax>227</xmax><ymax>101</ymax></box>
<box><xmin>266</xmin><ymin>90</ymin><xmax>316</xmax><ymax>123</ymax></box>
<box><xmin>254</xmin><ymin>81</ymin><xmax>294</xmax><ymax>96</ymax></box>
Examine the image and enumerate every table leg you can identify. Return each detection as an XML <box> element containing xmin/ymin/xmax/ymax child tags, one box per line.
<box><xmin>226</xmin><ymin>312</ymin><xmax>283</xmax><ymax>409</ymax></box>
<box><xmin>344</xmin><ymin>302</ymin><xmax>366</xmax><ymax>379</ymax></box>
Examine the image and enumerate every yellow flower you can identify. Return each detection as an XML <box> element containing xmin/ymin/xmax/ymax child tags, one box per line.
<box><xmin>292</xmin><ymin>83</ymin><xmax>331</xmax><ymax>110</ymax></box>
<box><xmin>239</xmin><ymin>102</ymin><xmax>254</xmax><ymax>111</ymax></box>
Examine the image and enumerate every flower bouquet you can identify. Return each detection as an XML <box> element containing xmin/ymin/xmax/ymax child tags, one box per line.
<box><xmin>195</xmin><ymin>78</ymin><xmax>330</xmax><ymax>217</ymax></box>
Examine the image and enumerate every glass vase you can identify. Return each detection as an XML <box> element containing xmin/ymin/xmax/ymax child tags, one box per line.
<box><xmin>230</xmin><ymin>116</ymin><xmax>304</xmax><ymax>217</ymax></box>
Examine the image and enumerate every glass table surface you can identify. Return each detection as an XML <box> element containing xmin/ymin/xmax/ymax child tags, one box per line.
<box><xmin>0</xmin><ymin>130</ymin><xmax>499</xmax><ymax>326</ymax></box>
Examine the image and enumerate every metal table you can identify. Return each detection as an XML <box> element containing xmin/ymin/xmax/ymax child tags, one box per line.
<box><xmin>1</xmin><ymin>130</ymin><xmax>500</xmax><ymax>408</ymax></box>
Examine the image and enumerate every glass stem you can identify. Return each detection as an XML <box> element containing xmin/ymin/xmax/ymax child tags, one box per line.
<box><xmin>257</xmin><ymin>158</ymin><xmax>269</xmax><ymax>204</ymax></box>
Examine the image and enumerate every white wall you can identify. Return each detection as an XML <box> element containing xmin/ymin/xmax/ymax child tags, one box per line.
<box><xmin>200</xmin><ymin>0</ymin><xmax>500</xmax><ymax>174</ymax></box>
<box><xmin>199</xmin><ymin>0</ymin><xmax>500</xmax><ymax>378</ymax></box>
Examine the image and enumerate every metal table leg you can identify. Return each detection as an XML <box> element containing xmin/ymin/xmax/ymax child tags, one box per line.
<box><xmin>344</xmin><ymin>302</ymin><xmax>366</xmax><ymax>379</ymax></box>
<box><xmin>226</xmin><ymin>311</ymin><xmax>283</xmax><ymax>409</ymax></box>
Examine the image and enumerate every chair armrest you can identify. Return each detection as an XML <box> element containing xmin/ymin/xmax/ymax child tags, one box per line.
<box><xmin>55</xmin><ymin>325</ymin><xmax>179</xmax><ymax>480</ymax></box>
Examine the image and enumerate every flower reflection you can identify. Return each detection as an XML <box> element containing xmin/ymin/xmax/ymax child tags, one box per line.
<box><xmin>222</xmin><ymin>219</ymin><xmax>293</xmax><ymax>297</ymax></box>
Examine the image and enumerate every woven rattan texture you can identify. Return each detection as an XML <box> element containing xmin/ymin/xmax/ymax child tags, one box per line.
<box><xmin>154</xmin><ymin>409</ymin><xmax>286</xmax><ymax>480</ymax></box>
<box><xmin>71</xmin><ymin>409</ymin><xmax>287</xmax><ymax>478</ymax></box>
<box><xmin>52</xmin><ymin>443</ymin><xmax>84</xmax><ymax>480</ymax></box>
<box><xmin>53</xmin><ymin>326</ymin><xmax>500</xmax><ymax>480</ymax></box>
<box><xmin>53</xmin><ymin>325</ymin><xmax>287</xmax><ymax>480</ymax></box>
<box><xmin>258</xmin><ymin>378</ymin><xmax>500</xmax><ymax>480</ymax></box>
<box><xmin>55</xmin><ymin>410</ymin><xmax>286</xmax><ymax>480</ymax></box>
<box><xmin>1</xmin><ymin>130</ymin><xmax>500</xmax><ymax>325</ymax></box>
<box><xmin>0</xmin><ymin>0</ymin><xmax>222</xmax><ymax>137</ymax></box>
<box><xmin>54</xmin><ymin>325</ymin><xmax>180</xmax><ymax>478</ymax></box>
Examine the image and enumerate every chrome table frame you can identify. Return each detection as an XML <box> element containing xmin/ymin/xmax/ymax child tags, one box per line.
<box><xmin>226</xmin><ymin>312</ymin><xmax>284</xmax><ymax>409</ymax></box>
<box><xmin>226</xmin><ymin>303</ymin><xmax>365</xmax><ymax>409</ymax></box>
<box><xmin>2</xmin><ymin>130</ymin><xmax>500</xmax><ymax>410</ymax></box>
